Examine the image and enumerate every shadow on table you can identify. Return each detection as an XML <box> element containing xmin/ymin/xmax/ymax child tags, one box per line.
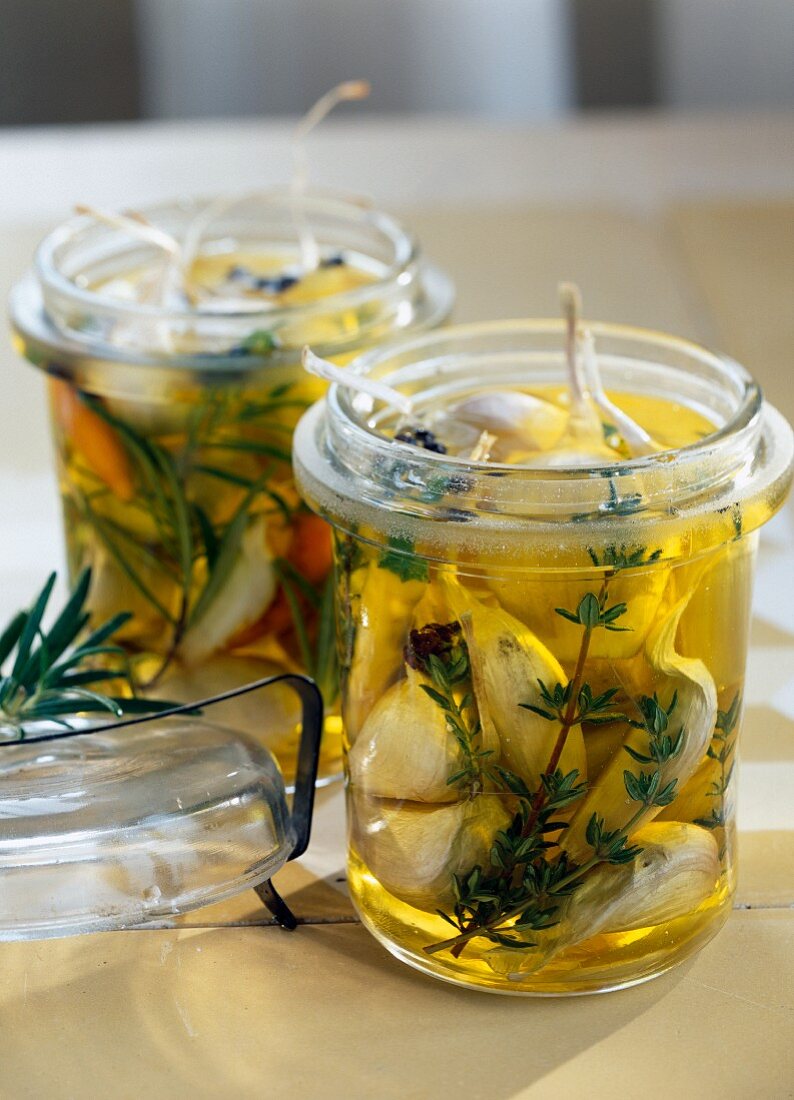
<box><xmin>0</xmin><ymin>920</ymin><xmax>698</xmax><ymax>1098</ymax></box>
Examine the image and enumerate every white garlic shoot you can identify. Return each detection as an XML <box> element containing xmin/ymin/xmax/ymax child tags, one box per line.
<box><xmin>302</xmin><ymin>346</ymin><xmax>414</xmax><ymax>416</ymax></box>
<box><xmin>525</xmin><ymin>282</ymin><xmax>615</xmax><ymax>467</ymax></box>
<box><xmin>559</xmin><ymin>281</ymin><xmax>599</xmax><ymax>432</ymax></box>
<box><xmin>74</xmin><ymin>204</ymin><xmax>206</xmax><ymax>352</ymax></box>
<box><xmin>581</xmin><ymin>330</ymin><xmax>658</xmax><ymax>456</ymax></box>
<box><xmin>528</xmin><ymin>281</ymin><xmax>660</xmax><ymax>467</ymax></box>
<box><xmin>75</xmin><ymin>204</ymin><xmax>181</xmax><ymax>260</ymax></box>
<box><xmin>291</xmin><ymin>80</ymin><xmax>371</xmax><ymax>271</ymax></box>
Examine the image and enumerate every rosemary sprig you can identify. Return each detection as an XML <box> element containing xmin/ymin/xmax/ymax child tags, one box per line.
<box><xmin>69</xmin><ymin>383</ymin><xmax>314</xmax><ymax>680</ymax></box>
<box><xmin>0</xmin><ymin>570</ymin><xmax>173</xmax><ymax>741</ymax></box>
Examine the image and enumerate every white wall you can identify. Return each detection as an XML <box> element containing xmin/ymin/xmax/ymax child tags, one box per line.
<box><xmin>135</xmin><ymin>0</ymin><xmax>574</xmax><ymax>120</ymax></box>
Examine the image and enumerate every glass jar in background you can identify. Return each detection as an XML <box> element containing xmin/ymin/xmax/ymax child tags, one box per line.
<box><xmin>293</xmin><ymin>320</ymin><xmax>793</xmax><ymax>993</ymax></box>
<box><xmin>10</xmin><ymin>193</ymin><xmax>454</xmax><ymax>783</ymax></box>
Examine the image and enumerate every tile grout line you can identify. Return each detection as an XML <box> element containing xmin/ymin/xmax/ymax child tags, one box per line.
<box><xmin>127</xmin><ymin>900</ymin><xmax>794</xmax><ymax>933</ymax></box>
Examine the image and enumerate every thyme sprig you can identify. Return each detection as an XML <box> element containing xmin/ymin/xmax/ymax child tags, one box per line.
<box><xmin>424</xmin><ymin>546</ymin><xmax>694</xmax><ymax>960</ymax></box>
<box><xmin>694</xmin><ymin>691</ymin><xmax>741</xmax><ymax>835</ymax></box>
<box><xmin>405</xmin><ymin>622</ymin><xmax>491</xmax><ymax>790</ymax></box>
<box><xmin>426</xmin><ymin>690</ymin><xmax>686</xmax><ymax>958</ymax></box>
<box><xmin>0</xmin><ymin>570</ymin><xmax>173</xmax><ymax>741</ymax></box>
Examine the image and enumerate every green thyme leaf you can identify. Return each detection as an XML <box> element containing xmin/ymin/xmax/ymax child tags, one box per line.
<box><xmin>378</xmin><ymin>536</ymin><xmax>429</xmax><ymax>583</ymax></box>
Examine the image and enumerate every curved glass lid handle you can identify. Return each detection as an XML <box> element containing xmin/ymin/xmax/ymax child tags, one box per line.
<box><xmin>281</xmin><ymin>674</ymin><xmax>323</xmax><ymax>861</ymax></box>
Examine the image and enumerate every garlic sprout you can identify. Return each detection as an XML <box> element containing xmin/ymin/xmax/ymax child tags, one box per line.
<box><xmin>581</xmin><ymin>330</ymin><xmax>658</xmax><ymax>456</ymax></box>
<box><xmin>302</xmin><ymin>346</ymin><xmax>414</xmax><ymax>416</ymax></box>
<box><xmin>291</xmin><ymin>80</ymin><xmax>371</xmax><ymax>271</ymax></box>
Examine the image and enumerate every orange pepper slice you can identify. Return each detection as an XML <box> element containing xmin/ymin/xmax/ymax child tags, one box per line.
<box><xmin>51</xmin><ymin>380</ymin><xmax>135</xmax><ymax>502</ymax></box>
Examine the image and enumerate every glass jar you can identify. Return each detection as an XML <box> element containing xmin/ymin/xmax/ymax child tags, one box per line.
<box><xmin>9</xmin><ymin>193</ymin><xmax>453</xmax><ymax>784</ymax></box>
<box><xmin>293</xmin><ymin>320</ymin><xmax>793</xmax><ymax>994</ymax></box>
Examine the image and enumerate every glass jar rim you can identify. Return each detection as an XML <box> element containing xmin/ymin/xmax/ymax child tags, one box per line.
<box><xmin>294</xmin><ymin>319</ymin><xmax>793</xmax><ymax>558</ymax></box>
<box><xmin>33</xmin><ymin>190</ymin><xmax>419</xmax><ymax>326</ymax></box>
<box><xmin>10</xmin><ymin>191</ymin><xmax>454</xmax><ymax>382</ymax></box>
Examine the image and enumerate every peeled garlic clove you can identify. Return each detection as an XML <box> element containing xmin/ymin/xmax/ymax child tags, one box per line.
<box><xmin>489</xmin><ymin>822</ymin><xmax>719</xmax><ymax>978</ymax></box>
<box><xmin>446</xmin><ymin>390</ymin><xmax>568</xmax><ymax>453</ymax></box>
<box><xmin>351</xmin><ymin>792</ymin><xmax>511</xmax><ymax>912</ymax></box>
<box><xmin>344</xmin><ymin>563</ymin><xmax>427</xmax><ymax>743</ymax></box>
<box><xmin>349</xmin><ymin>668</ymin><xmax>480</xmax><ymax>802</ymax></box>
<box><xmin>180</xmin><ymin>516</ymin><xmax>276</xmax><ymax>666</ymax></box>
<box><xmin>441</xmin><ymin>578</ymin><xmax>586</xmax><ymax>792</ymax></box>
<box><xmin>560</xmin><ymin>595</ymin><xmax>718</xmax><ymax>863</ymax></box>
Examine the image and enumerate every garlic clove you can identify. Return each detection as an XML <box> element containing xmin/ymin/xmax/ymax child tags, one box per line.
<box><xmin>441</xmin><ymin>577</ymin><xmax>586</xmax><ymax>792</ymax></box>
<box><xmin>560</xmin><ymin>594</ymin><xmax>718</xmax><ymax>862</ymax></box>
<box><xmin>489</xmin><ymin>821</ymin><xmax>720</xmax><ymax>978</ymax></box>
<box><xmin>179</xmin><ymin>516</ymin><xmax>277</xmax><ymax>666</ymax></box>
<box><xmin>351</xmin><ymin>792</ymin><xmax>511</xmax><ymax>912</ymax></box>
<box><xmin>343</xmin><ymin>563</ymin><xmax>427</xmax><ymax>744</ymax></box>
<box><xmin>444</xmin><ymin>390</ymin><xmax>568</xmax><ymax>453</ymax></box>
<box><xmin>348</xmin><ymin>669</ymin><xmax>471</xmax><ymax>801</ymax></box>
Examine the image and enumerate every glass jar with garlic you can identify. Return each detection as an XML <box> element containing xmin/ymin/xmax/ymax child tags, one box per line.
<box><xmin>10</xmin><ymin>190</ymin><xmax>452</xmax><ymax>785</ymax></box>
<box><xmin>293</xmin><ymin>304</ymin><xmax>793</xmax><ymax>993</ymax></box>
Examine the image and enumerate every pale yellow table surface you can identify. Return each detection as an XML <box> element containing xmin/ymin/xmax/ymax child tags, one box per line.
<box><xmin>0</xmin><ymin>115</ymin><xmax>792</xmax><ymax>1099</ymax></box>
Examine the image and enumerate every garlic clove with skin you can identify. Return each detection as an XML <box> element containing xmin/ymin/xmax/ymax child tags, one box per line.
<box><xmin>348</xmin><ymin>667</ymin><xmax>494</xmax><ymax>802</ymax></box>
<box><xmin>179</xmin><ymin>516</ymin><xmax>277</xmax><ymax>666</ymax></box>
<box><xmin>343</xmin><ymin>563</ymin><xmax>427</xmax><ymax>744</ymax></box>
<box><xmin>351</xmin><ymin>792</ymin><xmax>511</xmax><ymax>912</ymax></box>
<box><xmin>443</xmin><ymin>390</ymin><xmax>568</xmax><ymax>454</ymax></box>
<box><xmin>488</xmin><ymin>821</ymin><xmax>720</xmax><ymax>978</ymax></box>
<box><xmin>560</xmin><ymin>593</ymin><xmax>718</xmax><ymax>863</ymax></box>
<box><xmin>440</xmin><ymin>577</ymin><xmax>586</xmax><ymax>793</ymax></box>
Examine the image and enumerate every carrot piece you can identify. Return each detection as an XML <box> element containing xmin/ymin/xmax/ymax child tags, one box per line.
<box><xmin>229</xmin><ymin>512</ymin><xmax>332</xmax><ymax>650</ymax></box>
<box><xmin>51</xmin><ymin>380</ymin><xmax>135</xmax><ymax>501</ymax></box>
<box><xmin>287</xmin><ymin>512</ymin><xmax>333</xmax><ymax>583</ymax></box>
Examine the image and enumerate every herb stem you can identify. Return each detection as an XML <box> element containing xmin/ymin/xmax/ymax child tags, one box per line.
<box><xmin>522</xmin><ymin>577</ymin><xmax>609</xmax><ymax>838</ymax></box>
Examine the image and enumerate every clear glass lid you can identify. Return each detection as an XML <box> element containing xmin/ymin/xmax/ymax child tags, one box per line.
<box><xmin>0</xmin><ymin>675</ymin><xmax>322</xmax><ymax>940</ymax></box>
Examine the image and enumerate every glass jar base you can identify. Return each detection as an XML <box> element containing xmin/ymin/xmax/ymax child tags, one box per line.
<box><xmin>350</xmin><ymin>877</ymin><xmax>733</xmax><ymax>996</ymax></box>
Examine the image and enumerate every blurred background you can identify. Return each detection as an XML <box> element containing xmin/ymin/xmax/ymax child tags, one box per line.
<box><xmin>1</xmin><ymin>0</ymin><xmax>793</xmax><ymax>126</ymax></box>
